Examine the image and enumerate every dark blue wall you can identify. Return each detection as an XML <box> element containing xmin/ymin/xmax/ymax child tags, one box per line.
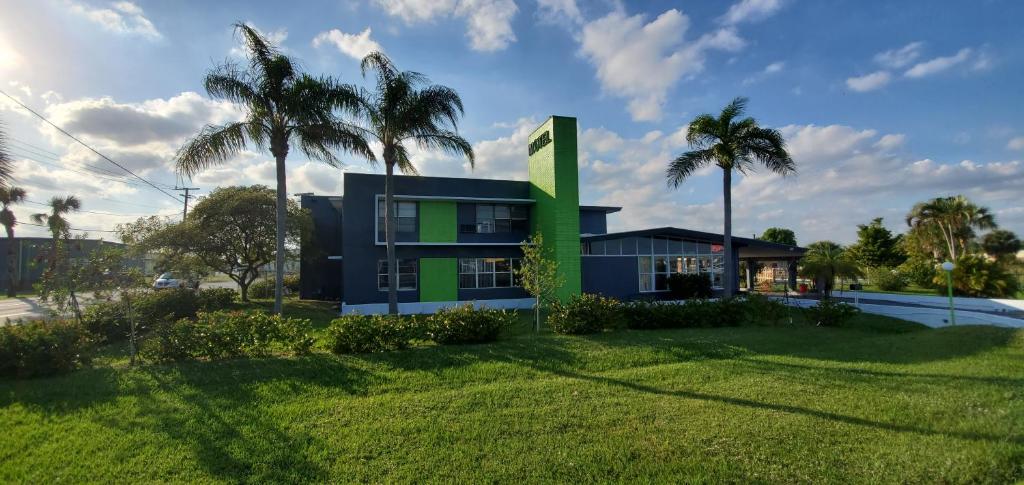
<box><xmin>579</xmin><ymin>209</ymin><xmax>609</xmax><ymax>235</ymax></box>
<box><xmin>300</xmin><ymin>195</ymin><xmax>343</xmax><ymax>300</ymax></box>
<box><xmin>581</xmin><ymin>256</ymin><xmax>640</xmax><ymax>299</ymax></box>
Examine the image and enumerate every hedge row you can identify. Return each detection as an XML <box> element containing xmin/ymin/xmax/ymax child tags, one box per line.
<box><xmin>141</xmin><ymin>310</ymin><xmax>315</xmax><ymax>362</ymax></box>
<box><xmin>324</xmin><ymin>304</ymin><xmax>517</xmax><ymax>354</ymax></box>
<box><xmin>82</xmin><ymin>288</ymin><xmax>238</xmax><ymax>344</ymax></box>
<box><xmin>0</xmin><ymin>320</ymin><xmax>95</xmax><ymax>379</ymax></box>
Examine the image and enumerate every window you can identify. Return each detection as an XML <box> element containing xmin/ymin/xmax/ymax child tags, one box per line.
<box><xmin>638</xmin><ymin>256</ymin><xmax>653</xmax><ymax>292</ymax></box>
<box><xmin>459</xmin><ymin>257</ymin><xmax>521</xmax><ymax>289</ymax></box>
<box><xmin>464</xmin><ymin>204</ymin><xmax>528</xmax><ymax>234</ymax></box>
<box><xmin>377</xmin><ymin>200</ymin><xmax>416</xmax><ymax>240</ymax></box>
<box><xmin>637</xmin><ymin>240</ymin><xmax>725</xmax><ymax>292</ymax></box>
<box><xmin>377</xmin><ymin>258</ymin><xmax>417</xmax><ymax>291</ymax></box>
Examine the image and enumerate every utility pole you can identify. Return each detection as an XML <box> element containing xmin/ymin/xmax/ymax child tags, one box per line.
<box><xmin>175</xmin><ymin>186</ymin><xmax>199</xmax><ymax>220</ymax></box>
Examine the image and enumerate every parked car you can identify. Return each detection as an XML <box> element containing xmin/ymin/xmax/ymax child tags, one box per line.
<box><xmin>152</xmin><ymin>272</ymin><xmax>199</xmax><ymax>290</ymax></box>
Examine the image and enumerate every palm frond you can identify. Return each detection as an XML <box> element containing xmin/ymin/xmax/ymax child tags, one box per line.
<box><xmin>233</xmin><ymin>23</ymin><xmax>279</xmax><ymax>78</ymax></box>
<box><xmin>407</xmin><ymin>131</ymin><xmax>475</xmax><ymax>167</ymax></box>
<box><xmin>30</xmin><ymin>213</ymin><xmax>46</xmax><ymax>225</ymax></box>
<box><xmin>667</xmin><ymin>149</ymin><xmax>715</xmax><ymax>187</ymax></box>
<box><xmin>0</xmin><ymin>186</ymin><xmax>26</xmax><ymax>206</ymax></box>
<box><xmin>0</xmin><ymin>122</ymin><xmax>12</xmax><ymax>187</ymax></box>
<box><xmin>718</xmin><ymin>96</ymin><xmax>748</xmax><ymax>126</ymax></box>
<box><xmin>175</xmin><ymin>122</ymin><xmax>261</xmax><ymax>177</ymax></box>
<box><xmin>204</xmin><ymin>66</ymin><xmax>262</xmax><ymax>107</ymax></box>
<box><xmin>390</xmin><ymin>143</ymin><xmax>419</xmax><ymax>176</ymax></box>
<box><xmin>741</xmin><ymin>126</ymin><xmax>796</xmax><ymax>176</ymax></box>
<box><xmin>292</xmin><ymin>122</ymin><xmax>376</xmax><ymax>166</ymax></box>
<box><xmin>685</xmin><ymin>114</ymin><xmax>719</xmax><ymax>148</ymax></box>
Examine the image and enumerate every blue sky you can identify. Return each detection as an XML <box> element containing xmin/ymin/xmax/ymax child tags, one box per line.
<box><xmin>1</xmin><ymin>0</ymin><xmax>1022</xmax><ymax>244</ymax></box>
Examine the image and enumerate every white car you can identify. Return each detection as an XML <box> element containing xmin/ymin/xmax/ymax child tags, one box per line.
<box><xmin>152</xmin><ymin>272</ymin><xmax>198</xmax><ymax>290</ymax></box>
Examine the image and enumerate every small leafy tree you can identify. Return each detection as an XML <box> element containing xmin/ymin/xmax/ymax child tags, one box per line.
<box><xmin>799</xmin><ymin>241</ymin><xmax>863</xmax><ymax>298</ymax></box>
<box><xmin>515</xmin><ymin>232</ymin><xmax>562</xmax><ymax>332</ymax></box>
<box><xmin>759</xmin><ymin>227</ymin><xmax>797</xmax><ymax>246</ymax></box>
<box><xmin>78</xmin><ymin>246</ymin><xmax>147</xmax><ymax>363</ymax></box>
<box><xmin>849</xmin><ymin>217</ymin><xmax>906</xmax><ymax>268</ymax></box>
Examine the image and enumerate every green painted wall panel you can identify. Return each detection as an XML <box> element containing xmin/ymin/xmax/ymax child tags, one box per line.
<box><xmin>420</xmin><ymin>257</ymin><xmax>458</xmax><ymax>302</ymax></box>
<box><xmin>419</xmin><ymin>201</ymin><xmax>457</xmax><ymax>243</ymax></box>
<box><xmin>528</xmin><ymin>116</ymin><xmax>582</xmax><ymax>302</ymax></box>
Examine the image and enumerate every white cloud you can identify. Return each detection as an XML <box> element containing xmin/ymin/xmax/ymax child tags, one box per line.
<box><xmin>904</xmin><ymin>47</ymin><xmax>972</xmax><ymax>78</ymax></box>
<box><xmin>846</xmin><ymin>70</ymin><xmax>891</xmax><ymax>92</ymax></box>
<box><xmin>536</xmin><ymin>0</ymin><xmax>583</xmax><ymax>25</ymax></box>
<box><xmin>373</xmin><ymin>0</ymin><xmax>518</xmax><ymax>52</ymax></box>
<box><xmin>0</xmin><ymin>37</ymin><xmax>22</xmax><ymax>73</ymax></box>
<box><xmin>66</xmin><ymin>1</ymin><xmax>161</xmax><ymax>39</ymax></box>
<box><xmin>742</xmin><ymin>61</ymin><xmax>784</xmax><ymax>85</ymax></box>
<box><xmin>874</xmin><ymin>133</ymin><xmax>906</xmax><ymax>151</ymax></box>
<box><xmin>579</xmin><ymin>9</ymin><xmax>743</xmax><ymax>121</ymax></box>
<box><xmin>873</xmin><ymin>41</ymin><xmax>924</xmax><ymax>68</ymax></box>
<box><xmin>1007</xmin><ymin>137</ymin><xmax>1024</xmax><ymax>151</ymax></box>
<box><xmin>313</xmin><ymin>27</ymin><xmax>383</xmax><ymax>60</ymax></box>
<box><xmin>719</xmin><ymin>0</ymin><xmax>786</xmax><ymax>25</ymax></box>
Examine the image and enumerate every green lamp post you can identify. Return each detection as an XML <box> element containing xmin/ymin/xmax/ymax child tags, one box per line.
<box><xmin>941</xmin><ymin>261</ymin><xmax>956</xmax><ymax>326</ymax></box>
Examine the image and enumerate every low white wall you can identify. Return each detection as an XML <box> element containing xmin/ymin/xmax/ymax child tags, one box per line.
<box><xmin>835</xmin><ymin>291</ymin><xmax>1024</xmax><ymax>314</ymax></box>
<box><xmin>783</xmin><ymin>298</ymin><xmax>1024</xmax><ymax>329</ymax></box>
<box><xmin>341</xmin><ymin>298</ymin><xmax>535</xmax><ymax>315</ymax></box>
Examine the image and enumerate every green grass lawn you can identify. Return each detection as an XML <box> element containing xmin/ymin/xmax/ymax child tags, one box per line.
<box><xmin>2</xmin><ymin>302</ymin><xmax>1023</xmax><ymax>483</ymax></box>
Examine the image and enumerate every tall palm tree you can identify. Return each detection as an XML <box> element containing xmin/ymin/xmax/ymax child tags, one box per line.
<box><xmin>798</xmin><ymin>241</ymin><xmax>863</xmax><ymax>298</ymax></box>
<box><xmin>175</xmin><ymin>23</ymin><xmax>373</xmax><ymax>315</ymax></box>
<box><xmin>906</xmin><ymin>195</ymin><xmax>995</xmax><ymax>261</ymax></box>
<box><xmin>0</xmin><ymin>186</ymin><xmax>26</xmax><ymax>296</ymax></box>
<box><xmin>355</xmin><ymin>52</ymin><xmax>475</xmax><ymax>315</ymax></box>
<box><xmin>0</xmin><ymin>120</ymin><xmax>14</xmax><ymax>186</ymax></box>
<box><xmin>31</xmin><ymin>195</ymin><xmax>81</xmax><ymax>270</ymax></box>
<box><xmin>667</xmin><ymin>97</ymin><xmax>795</xmax><ymax>297</ymax></box>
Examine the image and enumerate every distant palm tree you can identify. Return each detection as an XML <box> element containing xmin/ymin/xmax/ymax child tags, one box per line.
<box><xmin>0</xmin><ymin>186</ymin><xmax>26</xmax><ymax>296</ymax></box>
<box><xmin>906</xmin><ymin>195</ymin><xmax>996</xmax><ymax>261</ymax></box>
<box><xmin>799</xmin><ymin>241</ymin><xmax>862</xmax><ymax>298</ymax></box>
<box><xmin>667</xmin><ymin>97</ymin><xmax>795</xmax><ymax>297</ymax></box>
<box><xmin>0</xmin><ymin>121</ymin><xmax>14</xmax><ymax>186</ymax></box>
<box><xmin>355</xmin><ymin>52</ymin><xmax>474</xmax><ymax>314</ymax></box>
<box><xmin>31</xmin><ymin>195</ymin><xmax>81</xmax><ymax>271</ymax></box>
<box><xmin>175</xmin><ymin>23</ymin><xmax>373</xmax><ymax>315</ymax></box>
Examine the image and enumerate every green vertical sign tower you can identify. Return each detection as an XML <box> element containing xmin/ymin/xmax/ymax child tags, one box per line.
<box><xmin>528</xmin><ymin>116</ymin><xmax>581</xmax><ymax>302</ymax></box>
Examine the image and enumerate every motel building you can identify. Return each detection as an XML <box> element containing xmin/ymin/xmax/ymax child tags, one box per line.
<box><xmin>299</xmin><ymin>116</ymin><xmax>806</xmax><ymax>314</ymax></box>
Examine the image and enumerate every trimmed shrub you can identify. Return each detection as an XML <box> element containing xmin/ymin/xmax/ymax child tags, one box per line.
<box><xmin>667</xmin><ymin>273</ymin><xmax>713</xmax><ymax>299</ymax></box>
<box><xmin>899</xmin><ymin>257</ymin><xmax>938</xmax><ymax>288</ymax></box>
<box><xmin>283</xmin><ymin>274</ymin><xmax>300</xmax><ymax>294</ymax></box>
<box><xmin>140</xmin><ymin>310</ymin><xmax>314</xmax><ymax>362</ymax></box>
<box><xmin>622</xmin><ymin>300</ymin><xmax>684</xmax><ymax>329</ymax></box>
<box><xmin>427</xmin><ymin>304</ymin><xmax>516</xmax><ymax>345</ymax></box>
<box><xmin>81</xmin><ymin>300</ymin><xmax>131</xmax><ymax>343</ymax></box>
<box><xmin>548</xmin><ymin>293</ymin><xmax>621</xmax><ymax>335</ymax></box>
<box><xmin>324</xmin><ymin>314</ymin><xmax>420</xmax><ymax>354</ymax></box>
<box><xmin>866</xmin><ymin>266</ymin><xmax>907</xmax><ymax>292</ymax></box>
<box><xmin>248</xmin><ymin>279</ymin><xmax>274</xmax><ymax>299</ymax></box>
<box><xmin>134</xmin><ymin>288</ymin><xmax>199</xmax><ymax>325</ymax></box>
<box><xmin>0</xmin><ymin>320</ymin><xmax>95</xmax><ymax>378</ymax></box>
<box><xmin>196</xmin><ymin>287</ymin><xmax>237</xmax><ymax>311</ymax></box>
<box><xmin>738</xmin><ymin>293</ymin><xmax>790</xmax><ymax>326</ymax></box>
<box><xmin>621</xmin><ymin>298</ymin><xmax>747</xmax><ymax>330</ymax></box>
<box><xmin>803</xmin><ymin>299</ymin><xmax>860</xmax><ymax>327</ymax></box>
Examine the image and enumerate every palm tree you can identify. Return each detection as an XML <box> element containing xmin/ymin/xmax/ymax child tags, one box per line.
<box><xmin>31</xmin><ymin>195</ymin><xmax>81</xmax><ymax>271</ymax></box>
<box><xmin>798</xmin><ymin>241</ymin><xmax>863</xmax><ymax>298</ymax></box>
<box><xmin>175</xmin><ymin>23</ymin><xmax>373</xmax><ymax>315</ymax></box>
<box><xmin>906</xmin><ymin>195</ymin><xmax>995</xmax><ymax>261</ymax></box>
<box><xmin>667</xmin><ymin>97</ymin><xmax>795</xmax><ymax>297</ymax></box>
<box><xmin>355</xmin><ymin>52</ymin><xmax>475</xmax><ymax>314</ymax></box>
<box><xmin>0</xmin><ymin>186</ymin><xmax>26</xmax><ymax>296</ymax></box>
<box><xmin>0</xmin><ymin>120</ymin><xmax>14</xmax><ymax>186</ymax></box>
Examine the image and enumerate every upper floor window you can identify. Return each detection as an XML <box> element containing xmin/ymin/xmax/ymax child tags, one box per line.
<box><xmin>377</xmin><ymin>200</ymin><xmax>417</xmax><ymax>239</ymax></box>
<box><xmin>461</xmin><ymin>204</ymin><xmax>528</xmax><ymax>234</ymax></box>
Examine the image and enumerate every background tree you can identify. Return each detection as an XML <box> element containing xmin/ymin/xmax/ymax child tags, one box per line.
<box><xmin>30</xmin><ymin>195</ymin><xmax>81</xmax><ymax>271</ymax></box>
<box><xmin>759</xmin><ymin>227</ymin><xmax>797</xmax><ymax>246</ymax></box>
<box><xmin>136</xmin><ymin>186</ymin><xmax>311</xmax><ymax>301</ymax></box>
<box><xmin>0</xmin><ymin>120</ymin><xmax>14</xmax><ymax>185</ymax></box>
<box><xmin>848</xmin><ymin>217</ymin><xmax>906</xmax><ymax>268</ymax></box>
<box><xmin>799</xmin><ymin>241</ymin><xmax>862</xmax><ymax>298</ymax></box>
<box><xmin>355</xmin><ymin>52</ymin><xmax>474</xmax><ymax>314</ymax></box>
<box><xmin>980</xmin><ymin>229</ymin><xmax>1021</xmax><ymax>261</ymax></box>
<box><xmin>905</xmin><ymin>195</ymin><xmax>995</xmax><ymax>261</ymax></box>
<box><xmin>515</xmin><ymin>232</ymin><xmax>562</xmax><ymax>332</ymax></box>
<box><xmin>0</xmin><ymin>186</ymin><xmax>26</xmax><ymax>296</ymax></box>
<box><xmin>667</xmin><ymin>97</ymin><xmax>795</xmax><ymax>297</ymax></box>
<box><xmin>175</xmin><ymin>23</ymin><xmax>372</xmax><ymax>315</ymax></box>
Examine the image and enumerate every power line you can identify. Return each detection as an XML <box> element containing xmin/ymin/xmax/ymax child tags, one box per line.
<box><xmin>13</xmin><ymin>151</ymin><xmax>154</xmax><ymax>189</ymax></box>
<box><xmin>175</xmin><ymin>186</ymin><xmax>200</xmax><ymax>220</ymax></box>
<box><xmin>20</xmin><ymin>221</ymin><xmax>119</xmax><ymax>234</ymax></box>
<box><xmin>23</xmin><ymin>199</ymin><xmax>177</xmax><ymax>218</ymax></box>
<box><xmin>8</xmin><ymin>138</ymin><xmax>165</xmax><ymax>183</ymax></box>
<box><xmin>0</xmin><ymin>88</ymin><xmax>184</xmax><ymax>203</ymax></box>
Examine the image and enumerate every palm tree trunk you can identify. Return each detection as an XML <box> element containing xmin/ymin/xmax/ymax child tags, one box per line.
<box><xmin>722</xmin><ymin>168</ymin><xmax>734</xmax><ymax>298</ymax></box>
<box><xmin>5</xmin><ymin>226</ymin><xmax>15</xmax><ymax>297</ymax></box>
<box><xmin>273</xmin><ymin>151</ymin><xmax>287</xmax><ymax>315</ymax></box>
<box><xmin>385</xmin><ymin>162</ymin><xmax>398</xmax><ymax>315</ymax></box>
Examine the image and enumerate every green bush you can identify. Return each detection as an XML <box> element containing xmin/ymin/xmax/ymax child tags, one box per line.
<box><xmin>621</xmin><ymin>300</ymin><xmax>680</xmax><ymax>330</ymax></box>
<box><xmin>738</xmin><ymin>294</ymin><xmax>790</xmax><ymax>325</ymax></box>
<box><xmin>427</xmin><ymin>304</ymin><xmax>515</xmax><ymax>345</ymax></box>
<box><xmin>667</xmin><ymin>273</ymin><xmax>713</xmax><ymax>299</ymax></box>
<box><xmin>134</xmin><ymin>289</ymin><xmax>199</xmax><ymax>325</ymax></box>
<box><xmin>140</xmin><ymin>310</ymin><xmax>314</xmax><ymax>362</ymax></box>
<box><xmin>802</xmin><ymin>299</ymin><xmax>860</xmax><ymax>327</ymax></box>
<box><xmin>283</xmin><ymin>274</ymin><xmax>300</xmax><ymax>293</ymax></box>
<box><xmin>324</xmin><ymin>314</ymin><xmax>420</xmax><ymax>354</ymax></box>
<box><xmin>248</xmin><ymin>279</ymin><xmax>274</xmax><ymax>299</ymax></box>
<box><xmin>196</xmin><ymin>287</ymin><xmax>237</xmax><ymax>311</ymax></box>
<box><xmin>934</xmin><ymin>254</ymin><xmax>1020</xmax><ymax>298</ymax></box>
<box><xmin>899</xmin><ymin>257</ymin><xmax>938</xmax><ymax>288</ymax></box>
<box><xmin>0</xmin><ymin>320</ymin><xmax>95</xmax><ymax>378</ymax></box>
<box><xmin>81</xmin><ymin>300</ymin><xmax>131</xmax><ymax>343</ymax></box>
<box><xmin>620</xmin><ymin>298</ymin><xmax>747</xmax><ymax>329</ymax></box>
<box><xmin>866</xmin><ymin>266</ymin><xmax>907</xmax><ymax>292</ymax></box>
<box><xmin>548</xmin><ymin>293</ymin><xmax>621</xmax><ymax>335</ymax></box>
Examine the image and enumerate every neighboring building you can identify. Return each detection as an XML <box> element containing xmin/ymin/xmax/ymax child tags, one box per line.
<box><xmin>0</xmin><ymin>237</ymin><xmax>129</xmax><ymax>293</ymax></box>
<box><xmin>300</xmin><ymin>116</ymin><xmax>805</xmax><ymax>314</ymax></box>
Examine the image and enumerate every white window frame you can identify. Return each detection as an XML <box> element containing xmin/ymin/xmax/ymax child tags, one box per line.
<box><xmin>458</xmin><ymin>257</ymin><xmax>521</xmax><ymax>289</ymax></box>
<box><xmin>377</xmin><ymin>258</ymin><xmax>418</xmax><ymax>291</ymax></box>
<box><xmin>375</xmin><ymin>198</ymin><xmax>417</xmax><ymax>243</ymax></box>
